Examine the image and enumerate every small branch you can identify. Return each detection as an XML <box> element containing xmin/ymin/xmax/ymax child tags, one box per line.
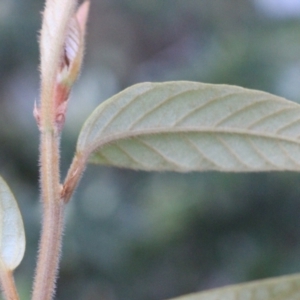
<box><xmin>0</xmin><ymin>263</ymin><xmax>19</xmax><ymax>300</ymax></box>
<box><xmin>32</xmin><ymin>130</ymin><xmax>64</xmax><ymax>300</ymax></box>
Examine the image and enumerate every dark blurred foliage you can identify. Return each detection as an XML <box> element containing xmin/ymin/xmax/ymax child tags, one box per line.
<box><xmin>2</xmin><ymin>0</ymin><xmax>300</xmax><ymax>299</ymax></box>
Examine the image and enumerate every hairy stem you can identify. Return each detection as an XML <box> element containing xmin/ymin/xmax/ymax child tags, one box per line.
<box><xmin>0</xmin><ymin>263</ymin><xmax>19</xmax><ymax>300</ymax></box>
<box><xmin>32</xmin><ymin>130</ymin><xmax>64</xmax><ymax>300</ymax></box>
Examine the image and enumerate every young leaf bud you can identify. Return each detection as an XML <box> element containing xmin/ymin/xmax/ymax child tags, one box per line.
<box><xmin>54</xmin><ymin>1</ymin><xmax>90</xmax><ymax>131</ymax></box>
<box><xmin>36</xmin><ymin>1</ymin><xmax>90</xmax><ymax>132</ymax></box>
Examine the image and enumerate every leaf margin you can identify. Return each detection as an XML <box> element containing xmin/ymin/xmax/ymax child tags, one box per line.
<box><xmin>166</xmin><ymin>273</ymin><xmax>300</xmax><ymax>300</ymax></box>
<box><xmin>0</xmin><ymin>176</ymin><xmax>25</xmax><ymax>271</ymax></box>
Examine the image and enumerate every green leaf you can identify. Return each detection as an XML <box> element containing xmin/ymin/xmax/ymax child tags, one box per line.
<box><xmin>167</xmin><ymin>273</ymin><xmax>300</xmax><ymax>300</ymax></box>
<box><xmin>0</xmin><ymin>176</ymin><xmax>25</xmax><ymax>271</ymax></box>
<box><xmin>77</xmin><ymin>81</ymin><xmax>300</xmax><ymax>172</ymax></box>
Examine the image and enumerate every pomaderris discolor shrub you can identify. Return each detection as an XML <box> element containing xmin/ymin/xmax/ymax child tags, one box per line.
<box><xmin>0</xmin><ymin>0</ymin><xmax>300</xmax><ymax>299</ymax></box>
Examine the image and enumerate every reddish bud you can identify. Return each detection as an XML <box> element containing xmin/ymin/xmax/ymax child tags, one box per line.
<box><xmin>54</xmin><ymin>1</ymin><xmax>90</xmax><ymax>131</ymax></box>
<box><xmin>35</xmin><ymin>1</ymin><xmax>90</xmax><ymax>132</ymax></box>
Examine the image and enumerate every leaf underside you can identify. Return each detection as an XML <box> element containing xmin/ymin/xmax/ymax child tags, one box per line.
<box><xmin>167</xmin><ymin>273</ymin><xmax>300</xmax><ymax>300</ymax></box>
<box><xmin>0</xmin><ymin>176</ymin><xmax>25</xmax><ymax>271</ymax></box>
<box><xmin>78</xmin><ymin>81</ymin><xmax>300</xmax><ymax>172</ymax></box>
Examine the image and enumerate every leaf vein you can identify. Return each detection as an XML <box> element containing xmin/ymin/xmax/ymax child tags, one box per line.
<box><xmin>173</xmin><ymin>91</ymin><xmax>249</xmax><ymax>127</ymax></box>
<box><xmin>247</xmin><ymin>137</ymin><xmax>279</xmax><ymax>168</ymax></box>
<box><xmin>214</xmin><ymin>98</ymin><xmax>274</xmax><ymax>127</ymax></box>
<box><xmin>92</xmin><ymin>88</ymin><xmax>155</xmax><ymax>135</ymax></box>
<box><xmin>113</xmin><ymin>142</ymin><xmax>152</xmax><ymax>169</ymax></box>
<box><xmin>127</xmin><ymin>87</ymin><xmax>208</xmax><ymax>130</ymax></box>
<box><xmin>278</xmin><ymin>142</ymin><xmax>300</xmax><ymax>168</ymax></box>
<box><xmin>248</xmin><ymin>106</ymin><xmax>296</xmax><ymax>130</ymax></box>
<box><xmin>276</xmin><ymin>115</ymin><xmax>300</xmax><ymax>135</ymax></box>
<box><xmin>182</xmin><ymin>135</ymin><xmax>224</xmax><ymax>169</ymax></box>
<box><xmin>215</xmin><ymin>135</ymin><xmax>253</xmax><ymax>169</ymax></box>
<box><xmin>134</xmin><ymin>137</ymin><xmax>191</xmax><ymax>170</ymax></box>
<box><xmin>87</xmin><ymin>127</ymin><xmax>300</xmax><ymax>155</ymax></box>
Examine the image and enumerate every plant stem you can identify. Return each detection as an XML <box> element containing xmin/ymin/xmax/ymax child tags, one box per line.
<box><xmin>0</xmin><ymin>263</ymin><xmax>19</xmax><ymax>300</ymax></box>
<box><xmin>32</xmin><ymin>129</ymin><xmax>64</xmax><ymax>300</ymax></box>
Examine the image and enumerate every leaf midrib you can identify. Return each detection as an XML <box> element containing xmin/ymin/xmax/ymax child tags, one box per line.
<box><xmin>79</xmin><ymin>126</ymin><xmax>300</xmax><ymax>155</ymax></box>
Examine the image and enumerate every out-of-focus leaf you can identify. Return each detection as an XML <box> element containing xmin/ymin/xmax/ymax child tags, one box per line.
<box><xmin>167</xmin><ymin>273</ymin><xmax>300</xmax><ymax>300</ymax></box>
<box><xmin>77</xmin><ymin>81</ymin><xmax>300</xmax><ymax>172</ymax></box>
<box><xmin>0</xmin><ymin>176</ymin><xmax>25</xmax><ymax>271</ymax></box>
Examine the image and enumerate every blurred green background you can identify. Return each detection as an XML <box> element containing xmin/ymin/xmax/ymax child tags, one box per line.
<box><xmin>2</xmin><ymin>0</ymin><xmax>300</xmax><ymax>299</ymax></box>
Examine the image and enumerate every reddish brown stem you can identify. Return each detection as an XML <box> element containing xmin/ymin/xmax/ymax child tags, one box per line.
<box><xmin>32</xmin><ymin>130</ymin><xmax>64</xmax><ymax>300</ymax></box>
<box><xmin>0</xmin><ymin>264</ymin><xmax>19</xmax><ymax>300</ymax></box>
